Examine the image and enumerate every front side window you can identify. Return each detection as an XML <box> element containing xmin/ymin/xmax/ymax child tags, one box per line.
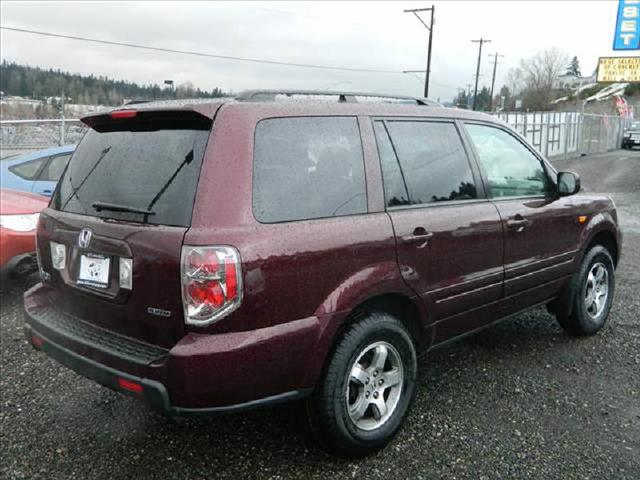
<box><xmin>253</xmin><ymin>117</ymin><xmax>367</xmax><ymax>223</ymax></box>
<box><xmin>466</xmin><ymin>124</ymin><xmax>550</xmax><ymax>198</ymax></box>
<box><xmin>380</xmin><ymin>120</ymin><xmax>477</xmax><ymax>205</ymax></box>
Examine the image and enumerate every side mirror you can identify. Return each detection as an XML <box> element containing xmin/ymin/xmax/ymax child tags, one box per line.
<box><xmin>557</xmin><ymin>171</ymin><xmax>581</xmax><ymax>196</ymax></box>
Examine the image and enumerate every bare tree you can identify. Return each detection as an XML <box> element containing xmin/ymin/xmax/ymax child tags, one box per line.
<box><xmin>506</xmin><ymin>67</ymin><xmax>526</xmax><ymax>96</ymax></box>
<box><xmin>176</xmin><ymin>81</ymin><xmax>196</xmax><ymax>99</ymax></box>
<box><xmin>519</xmin><ymin>48</ymin><xmax>568</xmax><ymax>110</ymax></box>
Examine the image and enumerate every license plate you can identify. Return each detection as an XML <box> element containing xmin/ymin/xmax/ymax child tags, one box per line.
<box><xmin>78</xmin><ymin>254</ymin><xmax>110</xmax><ymax>288</ymax></box>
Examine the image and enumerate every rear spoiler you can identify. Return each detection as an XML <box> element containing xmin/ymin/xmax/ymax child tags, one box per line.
<box><xmin>81</xmin><ymin>103</ymin><xmax>222</xmax><ymax>130</ymax></box>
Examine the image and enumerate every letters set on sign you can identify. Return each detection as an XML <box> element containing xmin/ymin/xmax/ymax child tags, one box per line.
<box><xmin>614</xmin><ymin>0</ymin><xmax>640</xmax><ymax>50</ymax></box>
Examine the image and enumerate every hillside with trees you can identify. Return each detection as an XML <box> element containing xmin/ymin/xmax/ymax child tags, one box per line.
<box><xmin>0</xmin><ymin>61</ymin><xmax>227</xmax><ymax>106</ymax></box>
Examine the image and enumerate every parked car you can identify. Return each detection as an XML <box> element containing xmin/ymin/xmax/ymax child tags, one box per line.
<box><xmin>24</xmin><ymin>91</ymin><xmax>621</xmax><ymax>457</ymax></box>
<box><xmin>1</xmin><ymin>189</ymin><xmax>48</xmax><ymax>277</ymax></box>
<box><xmin>1</xmin><ymin>145</ymin><xmax>75</xmax><ymax>197</ymax></box>
<box><xmin>622</xmin><ymin>121</ymin><xmax>640</xmax><ymax>149</ymax></box>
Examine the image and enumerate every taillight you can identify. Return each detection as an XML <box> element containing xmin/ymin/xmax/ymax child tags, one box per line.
<box><xmin>50</xmin><ymin>241</ymin><xmax>66</xmax><ymax>270</ymax></box>
<box><xmin>181</xmin><ymin>246</ymin><xmax>243</xmax><ymax>326</ymax></box>
<box><xmin>119</xmin><ymin>257</ymin><xmax>133</xmax><ymax>290</ymax></box>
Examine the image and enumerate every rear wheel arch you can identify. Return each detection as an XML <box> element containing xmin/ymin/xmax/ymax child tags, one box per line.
<box><xmin>306</xmin><ymin>291</ymin><xmax>428</xmax><ymax>394</ymax></box>
<box><xmin>348</xmin><ymin>293</ymin><xmax>427</xmax><ymax>349</ymax></box>
<box><xmin>321</xmin><ymin>293</ymin><xmax>427</xmax><ymax>374</ymax></box>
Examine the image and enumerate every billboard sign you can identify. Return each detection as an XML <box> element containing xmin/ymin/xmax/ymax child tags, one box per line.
<box><xmin>597</xmin><ymin>56</ymin><xmax>640</xmax><ymax>82</ymax></box>
<box><xmin>613</xmin><ymin>0</ymin><xmax>640</xmax><ymax>50</ymax></box>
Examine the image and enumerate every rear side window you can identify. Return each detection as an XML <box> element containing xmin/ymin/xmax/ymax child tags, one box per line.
<box><xmin>380</xmin><ymin>121</ymin><xmax>477</xmax><ymax>206</ymax></box>
<box><xmin>253</xmin><ymin>117</ymin><xmax>367</xmax><ymax>223</ymax></box>
<box><xmin>38</xmin><ymin>153</ymin><xmax>72</xmax><ymax>181</ymax></box>
<box><xmin>9</xmin><ymin>157</ymin><xmax>46</xmax><ymax>180</ymax></box>
<box><xmin>52</xmin><ymin>112</ymin><xmax>210</xmax><ymax>227</ymax></box>
<box><xmin>373</xmin><ymin>122</ymin><xmax>410</xmax><ymax>207</ymax></box>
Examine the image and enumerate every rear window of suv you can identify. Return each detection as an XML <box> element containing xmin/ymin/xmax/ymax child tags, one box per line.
<box><xmin>253</xmin><ymin>117</ymin><xmax>367</xmax><ymax>223</ymax></box>
<box><xmin>52</xmin><ymin>111</ymin><xmax>210</xmax><ymax>227</ymax></box>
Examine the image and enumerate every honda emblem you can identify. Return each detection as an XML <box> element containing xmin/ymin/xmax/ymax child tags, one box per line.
<box><xmin>78</xmin><ymin>228</ymin><xmax>93</xmax><ymax>248</ymax></box>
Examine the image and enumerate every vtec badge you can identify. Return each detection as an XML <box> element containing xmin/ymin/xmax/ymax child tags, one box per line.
<box><xmin>147</xmin><ymin>307</ymin><xmax>172</xmax><ymax>318</ymax></box>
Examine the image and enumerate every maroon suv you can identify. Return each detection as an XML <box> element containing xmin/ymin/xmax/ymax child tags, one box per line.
<box><xmin>24</xmin><ymin>91</ymin><xmax>621</xmax><ymax>456</ymax></box>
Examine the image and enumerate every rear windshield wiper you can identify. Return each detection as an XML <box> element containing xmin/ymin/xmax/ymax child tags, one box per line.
<box><xmin>92</xmin><ymin>201</ymin><xmax>156</xmax><ymax>216</ymax></box>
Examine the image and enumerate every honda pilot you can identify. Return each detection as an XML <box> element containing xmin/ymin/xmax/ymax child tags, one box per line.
<box><xmin>24</xmin><ymin>90</ymin><xmax>621</xmax><ymax>457</ymax></box>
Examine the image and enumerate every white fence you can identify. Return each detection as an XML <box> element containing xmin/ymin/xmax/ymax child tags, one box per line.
<box><xmin>0</xmin><ymin>112</ymin><xmax>628</xmax><ymax>160</ymax></box>
<box><xmin>491</xmin><ymin>111</ymin><xmax>626</xmax><ymax>160</ymax></box>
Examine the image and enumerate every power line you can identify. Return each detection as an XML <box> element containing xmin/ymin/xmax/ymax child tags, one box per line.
<box><xmin>402</xmin><ymin>71</ymin><xmax>460</xmax><ymax>92</ymax></box>
<box><xmin>0</xmin><ymin>26</ymin><xmax>402</xmax><ymax>75</ymax></box>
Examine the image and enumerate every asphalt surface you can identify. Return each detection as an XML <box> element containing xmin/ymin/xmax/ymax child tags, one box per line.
<box><xmin>1</xmin><ymin>149</ymin><xmax>639</xmax><ymax>480</ymax></box>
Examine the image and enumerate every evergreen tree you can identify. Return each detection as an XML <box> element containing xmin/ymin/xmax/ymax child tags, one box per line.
<box><xmin>566</xmin><ymin>56</ymin><xmax>581</xmax><ymax>77</ymax></box>
<box><xmin>0</xmin><ymin>61</ymin><xmax>228</xmax><ymax>105</ymax></box>
<box><xmin>453</xmin><ymin>90</ymin><xmax>469</xmax><ymax>108</ymax></box>
<box><xmin>474</xmin><ymin>86</ymin><xmax>492</xmax><ymax>111</ymax></box>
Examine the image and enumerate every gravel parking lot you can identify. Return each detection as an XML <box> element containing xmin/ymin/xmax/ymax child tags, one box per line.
<box><xmin>1</xmin><ymin>149</ymin><xmax>639</xmax><ymax>480</ymax></box>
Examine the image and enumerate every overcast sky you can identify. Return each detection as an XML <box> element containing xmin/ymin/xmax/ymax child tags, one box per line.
<box><xmin>1</xmin><ymin>1</ymin><xmax>635</xmax><ymax>102</ymax></box>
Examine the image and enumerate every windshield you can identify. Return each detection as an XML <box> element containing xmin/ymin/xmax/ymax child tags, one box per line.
<box><xmin>52</xmin><ymin>113</ymin><xmax>210</xmax><ymax>227</ymax></box>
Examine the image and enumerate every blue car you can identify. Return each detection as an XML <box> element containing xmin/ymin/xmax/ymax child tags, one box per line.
<box><xmin>1</xmin><ymin>145</ymin><xmax>75</xmax><ymax>197</ymax></box>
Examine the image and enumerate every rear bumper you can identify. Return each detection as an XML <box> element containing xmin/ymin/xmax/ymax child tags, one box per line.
<box><xmin>24</xmin><ymin>323</ymin><xmax>308</xmax><ymax>415</ymax></box>
<box><xmin>24</xmin><ymin>283</ymin><xmax>319</xmax><ymax>414</ymax></box>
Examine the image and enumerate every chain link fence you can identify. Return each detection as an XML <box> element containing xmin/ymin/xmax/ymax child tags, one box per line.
<box><xmin>0</xmin><ymin>119</ymin><xmax>87</xmax><ymax>157</ymax></box>
<box><xmin>491</xmin><ymin>111</ymin><xmax>626</xmax><ymax>160</ymax></box>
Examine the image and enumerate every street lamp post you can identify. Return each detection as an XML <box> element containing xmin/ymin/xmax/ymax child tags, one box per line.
<box><xmin>164</xmin><ymin>79</ymin><xmax>175</xmax><ymax>98</ymax></box>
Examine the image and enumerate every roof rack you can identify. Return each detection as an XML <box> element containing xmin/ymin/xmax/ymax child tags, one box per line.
<box><xmin>235</xmin><ymin>89</ymin><xmax>441</xmax><ymax>106</ymax></box>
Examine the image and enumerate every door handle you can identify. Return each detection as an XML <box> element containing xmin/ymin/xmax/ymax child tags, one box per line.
<box><xmin>401</xmin><ymin>228</ymin><xmax>434</xmax><ymax>248</ymax></box>
<box><xmin>506</xmin><ymin>217</ymin><xmax>530</xmax><ymax>232</ymax></box>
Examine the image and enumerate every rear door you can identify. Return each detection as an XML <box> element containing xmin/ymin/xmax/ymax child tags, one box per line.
<box><xmin>463</xmin><ymin>122</ymin><xmax>580</xmax><ymax>298</ymax></box>
<box><xmin>373</xmin><ymin>118</ymin><xmax>504</xmax><ymax>342</ymax></box>
<box><xmin>39</xmin><ymin>109</ymin><xmax>216</xmax><ymax>348</ymax></box>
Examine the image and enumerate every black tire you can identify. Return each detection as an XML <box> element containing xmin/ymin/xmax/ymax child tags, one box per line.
<box><xmin>306</xmin><ymin>312</ymin><xmax>417</xmax><ymax>457</ymax></box>
<box><xmin>557</xmin><ymin>245</ymin><xmax>615</xmax><ymax>336</ymax></box>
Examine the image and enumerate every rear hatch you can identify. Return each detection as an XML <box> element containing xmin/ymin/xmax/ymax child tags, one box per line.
<box><xmin>37</xmin><ymin>107</ymin><xmax>217</xmax><ymax>348</ymax></box>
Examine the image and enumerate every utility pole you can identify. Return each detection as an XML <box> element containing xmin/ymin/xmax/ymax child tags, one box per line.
<box><xmin>404</xmin><ymin>6</ymin><xmax>435</xmax><ymax>98</ymax></box>
<box><xmin>59</xmin><ymin>91</ymin><xmax>66</xmax><ymax>146</ymax></box>
<box><xmin>471</xmin><ymin>37</ymin><xmax>491</xmax><ymax>110</ymax></box>
<box><xmin>488</xmin><ymin>52</ymin><xmax>504</xmax><ymax>111</ymax></box>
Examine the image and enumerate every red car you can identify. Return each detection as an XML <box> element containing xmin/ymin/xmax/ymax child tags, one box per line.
<box><xmin>1</xmin><ymin>189</ymin><xmax>48</xmax><ymax>276</ymax></box>
<box><xmin>24</xmin><ymin>91</ymin><xmax>621</xmax><ymax>456</ymax></box>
